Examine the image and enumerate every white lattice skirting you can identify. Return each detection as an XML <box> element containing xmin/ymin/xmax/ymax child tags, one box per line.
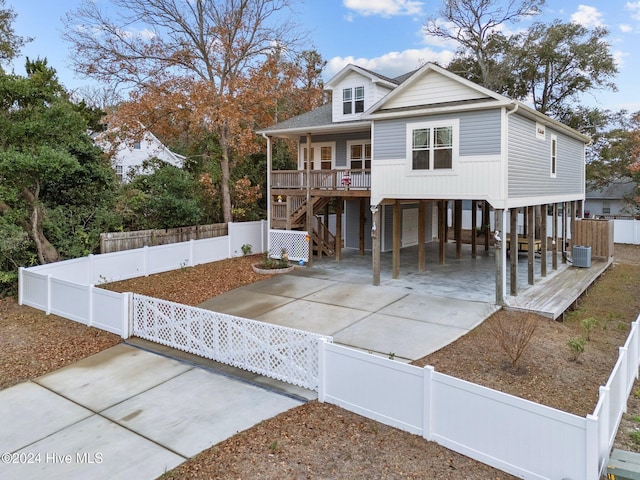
<box><xmin>132</xmin><ymin>294</ymin><xmax>331</xmax><ymax>391</ymax></box>
<box><xmin>268</xmin><ymin>229</ymin><xmax>309</xmax><ymax>261</ymax></box>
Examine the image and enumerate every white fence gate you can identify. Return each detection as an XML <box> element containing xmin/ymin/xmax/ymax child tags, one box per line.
<box><xmin>132</xmin><ymin>294</ymin><xmax>331</xmax><ymax>391</ymax></box>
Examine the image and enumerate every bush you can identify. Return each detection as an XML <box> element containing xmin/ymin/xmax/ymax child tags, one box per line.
<box><xmin>487</xmin><ymin>311</ymin><xmax>538</xmax><ymax>370</ymax></box>
<box><xmin>567</xmin><ymin>337</ymin><xmax>586</xmax><ymax>361</ymax></box>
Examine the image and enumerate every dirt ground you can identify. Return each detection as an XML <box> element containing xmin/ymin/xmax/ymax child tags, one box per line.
<box><xmin>3</xmin><ymin>246</ymin><xmax>640</xmax><ymax>479</ymax></box>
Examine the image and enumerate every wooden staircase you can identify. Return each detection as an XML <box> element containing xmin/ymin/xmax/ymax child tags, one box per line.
<box><xmin>271</xmin><ymin>195</ymin><xmax>337</xmax><ymax>257</ymax></box>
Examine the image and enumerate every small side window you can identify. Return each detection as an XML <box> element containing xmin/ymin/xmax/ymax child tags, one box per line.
<box><xmin>550</xmin><ymin>135</ymin><xmax>557</xmax><ymax>178</ymax></box>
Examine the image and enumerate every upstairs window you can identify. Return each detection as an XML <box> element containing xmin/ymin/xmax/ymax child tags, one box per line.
<box><xmin>410</xmin><ymin>125</ymin><xmax>454</xmax><ymax>170</ymax></box>
<box><xmin>115</xmin><ymin>164</ymin><xmax>124</xmax><ymax>182</ymax></box>
<box><xmin>342</xmin><ymin>86</ymin><xmax>365</xmax><ymax>115</ymax></box>
<box><xmin>550</xmin><ymin>134</ymin><xmax>557</xmax><ymax>178</ymax></box>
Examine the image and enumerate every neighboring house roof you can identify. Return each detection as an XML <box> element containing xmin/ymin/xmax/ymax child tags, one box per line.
<box><xmin>586</xmin><ymin>179</ymin><xmax>636</xmax><ymax>200</ymax></box>
<box><xmin>94</xmin><ymin>125</ymin><xmax>184</xmax><ymax>173</ymax></box>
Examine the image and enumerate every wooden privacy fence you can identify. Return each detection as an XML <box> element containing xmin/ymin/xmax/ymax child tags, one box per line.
<box><xmin>573</xmin><ymin>219</ymin><xmax>615</xmax><ymax>258</ymax></box>
<box><xmin>100</xmin><ymin>223</ymin><xmax>228</xmax><ymax>253</ymax></box>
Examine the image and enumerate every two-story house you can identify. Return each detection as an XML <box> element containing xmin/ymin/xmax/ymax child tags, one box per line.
<box><xmin>257</xmin><ymin>63</ymin><xmax>590</xmax><ymax>305</ymax></box>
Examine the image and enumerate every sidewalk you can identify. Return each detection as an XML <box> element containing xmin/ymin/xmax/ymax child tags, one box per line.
<box><xmin>0</xmin><ymin>344</ymin><xmax>304</xmax><ymax>480</ymax></box>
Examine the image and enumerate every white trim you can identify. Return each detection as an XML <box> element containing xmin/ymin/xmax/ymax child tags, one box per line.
<box><xmin>550</xmin><ymin>134</ymin><xmax>558</xmax><ymax>179</ymax></box>
<box><xmin>405</xmin><ymin>119</ymin><xmax>459</xmax><ymax>176</ymax></box>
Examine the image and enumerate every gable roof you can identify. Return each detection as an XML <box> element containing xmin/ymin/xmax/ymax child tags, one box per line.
<box><xmin>364</xmin><ymin>62</ymin><xmax>590</xmax><ymax>143</ymax></box>
<box><xmin>325</xmin><ymin>64</ymin><xmax>399</xmax><ymax>90</ymax></box>
<box><xmin>258</xmin><ymin>62</ymin><xmax>590</xmax><ymax>144</ymax></box>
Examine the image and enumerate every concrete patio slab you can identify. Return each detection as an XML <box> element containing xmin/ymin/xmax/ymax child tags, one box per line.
<box><xmin>304</xmin><ymin>283</ymin><xmax>408</xmax><ymax>312</ymax></box>
<box><xmin>199</xmin><ymin>289</ymin><xmax>294</xmax><ymax>318</ymax></box>
<box><xmin>333</xmin><ymin>313</ymin><xmax>470</xmax><ymax>361</ymax></box>
<box><xmin>379</xmin><ymin>293</ymin><xmax>499</xmax><ymax>330</ymax></box>
<box><xmin>35</xmin><ymin>344</ymin><xmax>191</xmax><ymax>412</ymax></box>
<box><xmin>102</xmin><ymin>368</ymin><xmax>302</xmax><ymax>457</ymax></box>
<box><xmin>0</xmin><ymin>382</ymin><xmax>92</xmax><ymax>453</ymax></box>
<box><xmin>255</xmin><ymin>299</ymin><xmax>371</xmax><ymax>336</ymax></box>
<box><xmin>4</xmin><ymin>415</ymin><xmax>184</xmax><ymax>480</ymax></box>
<box><xmin>242</xmin><ymin>274</ymin><xmax>336</xmax><ymax>298</ymax></box>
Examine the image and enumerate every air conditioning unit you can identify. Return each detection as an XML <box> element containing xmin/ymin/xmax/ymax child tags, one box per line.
<box><xmin>572</xmin><ymin>245</ymin><xmax>591</xmax><ymax>268</ymax></box>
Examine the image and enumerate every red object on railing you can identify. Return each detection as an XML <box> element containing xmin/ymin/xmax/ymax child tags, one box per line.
<box><xmin>341</xmin><ymin>174</ymin><xmax>351</xmax><ymax>186</ymax></box>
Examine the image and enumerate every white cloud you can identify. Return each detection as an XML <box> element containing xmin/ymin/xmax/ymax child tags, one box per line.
<box><xmin>325</xmin><ymin>47</ymin><xmax>455</xmax><ymax>80</ymax></box>
<box><xmin>343</xmin><ymin>0</ymin><xmax>424</xmax><ymax>17</ymax></box>
<box><xmin>626</xmin><ymin>2</ymin><xmax>640</xmax><ymax>21</ymax></box>
<box><xmin>620</xmin><ymin>24</ymin><xmax>633</xmax><ymax>33</ymax></box>
<box><xmin>570</xmin><ymin>5</ymin><xmax>604</xmax><ymax>28</ymax></box>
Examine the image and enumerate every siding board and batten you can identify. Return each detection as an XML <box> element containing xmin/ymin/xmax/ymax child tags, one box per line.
<box><xmin>381</xmin><ymin>70</ymin><xmax>490</xmax><ymax>110</ymax></box>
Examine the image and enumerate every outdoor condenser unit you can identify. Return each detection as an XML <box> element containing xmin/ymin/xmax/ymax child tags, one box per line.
<box><xmin>572</xmin><ymin>245</ymin><xmax>592</xmax><ymax>268</ymax></box>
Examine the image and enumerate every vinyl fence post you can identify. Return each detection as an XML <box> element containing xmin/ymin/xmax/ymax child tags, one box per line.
<box><xmin>18</xmin><ymin>267</ymin><xmax>24</xmax><ymax>306</ymax></box>
<box><xmin>46</xmin><ymin>274</ymin><xmax>52</xmax><ymax>315</ymax></box>
<box><xmin>88</xmin><ymin>284</ymin><xmax>94</xmax><ymax>327</ymax></box>
<box><xmin>143</xmin><ymin>246</ymin><xmax>149</xmax><ymax>276</ymax></box>
<box><xmin>88</xmin><ymin>253</ymin><xmax>94</xmax><ymax>284</ymax></box>
<box><xmin>317</xmin><ymin>338</ymin><xmax>327</xmax><ymax>402</ymax></box>
<box><xmin>585</xmin><ymin>414</ymin><xmax>600</xmax><ymax>480</ymax></box>
<box><xmin>123</xmin><ymin>292</ymin><xmax>132</xmax><ymax>339</ymax></box>
<box><xmin>189</xmin><ymin>239</ymin><xmax>195</xmax><ymax>267</ymax></box>
<box><xmin>423</xmin><ymin>365</ymin><xmax>434</xmax><ymax>441</ymax></box>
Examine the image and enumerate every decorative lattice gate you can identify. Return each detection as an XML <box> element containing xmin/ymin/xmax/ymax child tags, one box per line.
<box><xmin>132</xmin><ymin>294</ymin><xmax>330</xmax><ymax>391</ymax></box>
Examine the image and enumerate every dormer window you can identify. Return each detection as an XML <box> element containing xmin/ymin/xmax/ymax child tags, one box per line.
<box><xmin>343</xmin><ymin>86</ymin><xmax>365</xmax><ymax>115</ymax></box>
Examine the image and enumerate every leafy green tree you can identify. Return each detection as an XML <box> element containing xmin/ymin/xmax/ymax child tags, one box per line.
<box><xmin>0</xmin><ymin>0</ymin><xmax>30</xmax><ymax>67</ymax></box>
<box><xmin>0</xmin><ymin>59</ymin><xmax>117</xmax><ymax>292</ymax></box>
<box><xmin>116</xmin><ymin>160</ymin><xmax>203</xmax><ymax>229</ymax></box>
<box><xmin>506</xmin><ymin>21</ymin><xmax>617</xmax><ymax>118</ymax></box>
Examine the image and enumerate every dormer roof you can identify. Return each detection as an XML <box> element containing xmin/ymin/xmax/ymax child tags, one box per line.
<box><xmin>325</xmin><ymin>64</ymin><xmax>399</xmax><ymax>91</ymax></box>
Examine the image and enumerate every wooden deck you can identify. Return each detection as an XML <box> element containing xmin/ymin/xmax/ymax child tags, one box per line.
<box><xmin>504</xmin><ymin>256</ymin><xmax>614</xmax><ymax>320</ymax></box>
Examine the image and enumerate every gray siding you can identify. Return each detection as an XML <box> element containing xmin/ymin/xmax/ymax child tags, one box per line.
<box><xmin>300</xmin><ymin>131</ymin><xmax>370</xmax><ymax>168</ymax></box>
<box><xmin>508</xmin><ymin>114</ymin><xmax>584</xmax><ymax>198</ymax></box>
<box><xmin>374</xmin><ymin>109</ymin><xmax>502</xmax><ymax>160</ymax></box>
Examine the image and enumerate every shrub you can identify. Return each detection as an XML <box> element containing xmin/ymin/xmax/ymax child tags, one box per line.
<box><xmin>581</xmin><ymin>317</ymin><xmax>598</xmax><ymax>341</ymax></box>
<box><xmin>568</xmin><ymin>336</ymin><xmax>586</xmax><ymax>361</ymax></box>
<box><xmin>487</xmin><ymin>311</ymin><xmax>538</xmax><ymax>370</ymax></box>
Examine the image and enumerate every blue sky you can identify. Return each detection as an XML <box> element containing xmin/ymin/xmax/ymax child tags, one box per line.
<box><xmin>8</xmin><ymin>0</ymin><xmax>640</xmax><ymax>112</ymax></box>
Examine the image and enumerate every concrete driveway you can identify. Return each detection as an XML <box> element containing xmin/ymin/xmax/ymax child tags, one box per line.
<box><xmin>0</xmin><ymin>344</ymin><xmax>305</xmax><ymax>480</ymax></box>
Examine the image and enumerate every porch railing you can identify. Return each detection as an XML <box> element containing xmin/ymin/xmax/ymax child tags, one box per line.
<box><xmin>271</xmin><ymin>169</ymin><xmax>371</xmax><ymax>191</ymax></box>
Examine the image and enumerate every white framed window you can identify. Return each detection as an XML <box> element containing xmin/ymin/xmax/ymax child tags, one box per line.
<box><xmin>406</xmin><ymin>119</ymin><xmax>458</xmax><ymax>173</ymax></box>
<box><xmin>299</xmin><ymin>142</ymin><xmax>335</xmax><ymax>170</ymax></box>
<box><xmin>342</xmin><ymin>86</ymin><xmax>365</xmax><ymax>115</ymax></box>
<box><xmin>347</xmin><ymin>140</ymin><xmax>371</xmax><ymax>169</ymax></box>
<box><xmin>550</xmin><ymin>134</ymin><xmax>557</xmax><ymax>178</ymax></box>
<box><xmin>115</xmin><ymin>164</ymin><xmax>124</xmax><ymax>182</ymax></box>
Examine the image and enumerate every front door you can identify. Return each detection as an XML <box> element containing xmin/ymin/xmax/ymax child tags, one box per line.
<box><xmin>301</xmin><ymin>143</ymin><xmax>334</xmax><ymax>170</ymax></box>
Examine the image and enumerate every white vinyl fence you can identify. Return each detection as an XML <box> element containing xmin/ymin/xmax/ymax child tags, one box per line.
<box><xmin>133</xmin><ymin>294</ymin><xmax>330</xmax><ymax>390</ymax></box>
<box><xmin>19</xmin><ymin>221</ymin><xmax>269</xmax><ymax>336</ymax></box>
<box><xmin>319</xmin><ymin>316</ymin><xmax>640</xmax><ymax>480</ymax></box>
<box><xmin>17</xmin><ymin>217</ymin><xmax>640</xmax><ymax>478</ymax></box>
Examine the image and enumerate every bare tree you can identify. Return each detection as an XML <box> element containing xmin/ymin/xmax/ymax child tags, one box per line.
<box><xmin>424</xmin><ymin>0</ymin><xmax>544</xmax><ymax>90</ymax></box>
<box><xmin>63</xmin><ymin>0</ymin><xmax>304</xmax><ymax>223</ymax></box>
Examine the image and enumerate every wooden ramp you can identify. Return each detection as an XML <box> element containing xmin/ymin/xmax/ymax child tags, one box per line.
<box><xmin>505</xmin><ymin>256</ymin><xmax>613</xmax><ymax>320</ymax></box>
